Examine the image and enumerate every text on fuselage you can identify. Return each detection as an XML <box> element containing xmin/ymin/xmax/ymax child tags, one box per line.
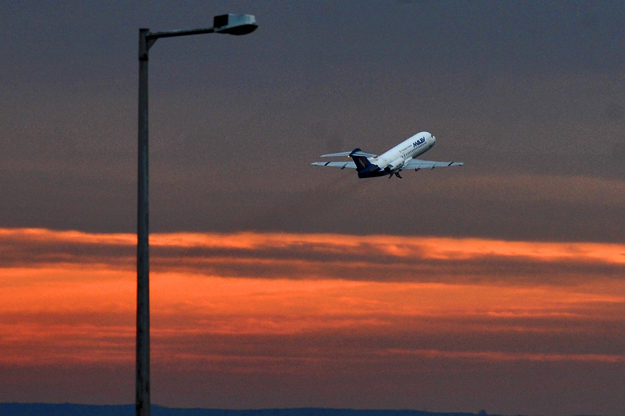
<box><xmin>401</xmin><ymin>137</ymin><xmax>426</xmax><ymax>154</ymax></box>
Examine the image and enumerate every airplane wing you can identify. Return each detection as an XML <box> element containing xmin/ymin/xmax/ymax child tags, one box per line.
<box><xmin>311</xmin><ymin>161</ymin><xmax>357</xmax><ymax>169</ymax></box>
<box><xmin>321</xmin><ymin>150</ymin><xmax>377</xmax><ymax>158</ymax></box>
<box><xmin>403</xmin><ymin>159</ymin><xmax>464</xmax><ymax>170</ymax></box>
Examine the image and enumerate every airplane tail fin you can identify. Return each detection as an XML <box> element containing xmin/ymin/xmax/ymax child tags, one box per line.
<box><xmin>349</xmin><ymin>148</ymin><xmax>371</xmax><ymax>172</ymax></box>
<box><xmin>349</xmin><ymin>148</ymin><xmax>381</xmax><ymax>178</ymax></box>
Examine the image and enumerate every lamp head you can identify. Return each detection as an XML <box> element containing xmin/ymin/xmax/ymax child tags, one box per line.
<box><xmin>214</xmin><ymin>14</ymin><xmax>258</xmax><ymax>35</ymax></box>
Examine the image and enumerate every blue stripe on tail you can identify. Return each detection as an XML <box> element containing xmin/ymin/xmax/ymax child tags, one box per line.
<box><xmin>349</xmin><ymin>148</ymin><xmax>381</xmax><ymax>178</ymax></box>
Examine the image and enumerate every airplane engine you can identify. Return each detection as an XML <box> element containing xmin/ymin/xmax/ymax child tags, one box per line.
<box><xmin>387</xmin><ymin>157</ymin><xmax>404</xmax><ymax>170</ymax></box>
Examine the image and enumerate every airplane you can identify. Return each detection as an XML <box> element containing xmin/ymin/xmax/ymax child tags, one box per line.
<box><xmin>311</xmin><ymin>131</ymin><xmax>463</xmax><ymax>179</ymax></box>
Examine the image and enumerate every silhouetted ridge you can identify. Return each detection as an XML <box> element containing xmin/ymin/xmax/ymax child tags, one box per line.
<box><xmin>0</xmin><ymin>403</ymin><xmax>575</xmax><ymax>416</ymax></box>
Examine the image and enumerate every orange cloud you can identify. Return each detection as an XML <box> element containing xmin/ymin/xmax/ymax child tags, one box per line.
<box><xmin>2</xmin><ymin>228</ymin><xmax>624</xmax><ymax>283</ymax></box>
<box><xmin>1</xmin><ymin>228</ymin><xmax>624</xmax><ymax>408</ymax></box>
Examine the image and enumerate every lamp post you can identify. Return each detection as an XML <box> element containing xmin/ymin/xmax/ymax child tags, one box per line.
<box><xmin>136</xmin><ymin>14</ymin><xmax>257</xmax><ymax>416</ymax></box>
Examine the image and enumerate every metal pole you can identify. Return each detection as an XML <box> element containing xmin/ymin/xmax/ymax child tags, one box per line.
<box><xmin>134</xmin><ymin>19</ymin><xmax>255</xmax><ymax>416</ymax></box>
<box><xmin>137</xmin><ymin>28</ymin><xmax>150</xmax><ymax>416</ymax></box>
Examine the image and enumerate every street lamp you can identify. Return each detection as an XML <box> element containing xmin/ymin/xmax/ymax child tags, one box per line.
<box><xmin>136</xmin><ymin>14</ymin><xmax>257</xmax><ymax>416</ymax></box>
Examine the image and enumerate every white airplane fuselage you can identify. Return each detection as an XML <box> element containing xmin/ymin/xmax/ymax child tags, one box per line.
<box><xmin>373</xmin><ymin>131</ymin><xmax>436</xmax><ymax>171</ymax></box>
<box><xmin>354</xmin><ymin>131</ymin><xmax>436</xmax><ymax>178</ymax></box>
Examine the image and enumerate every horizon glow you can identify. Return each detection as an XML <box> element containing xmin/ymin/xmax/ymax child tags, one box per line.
<box><xmin>1</xmin><ymin>228</ymin><xmax>624</xmax><ymax>414</ymax></box>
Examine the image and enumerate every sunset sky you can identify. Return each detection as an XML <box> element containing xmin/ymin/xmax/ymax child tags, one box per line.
<box><xmin>1</xmin><ymin>2</ymin><xmax>625</xmax><ymax>416</ymax></box>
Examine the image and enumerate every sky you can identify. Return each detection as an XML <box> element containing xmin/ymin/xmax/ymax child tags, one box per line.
<box><xmin>1</xmin><ymin>1</ymin><xmax>624</xmax><ymax>415</ymax></box>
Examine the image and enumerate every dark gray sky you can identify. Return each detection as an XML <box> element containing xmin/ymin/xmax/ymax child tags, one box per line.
<box><xmin>1</xmin><ymin>0</ymin><xmax>624</xmax><ymax>241</ymax></box>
